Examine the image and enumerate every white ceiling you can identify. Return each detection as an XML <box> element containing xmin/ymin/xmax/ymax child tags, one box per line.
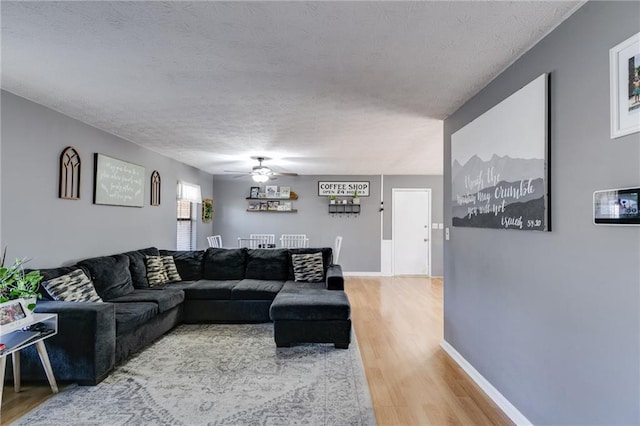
<box><xmin>1</xmin><ymin>1</ymin><xmax>582</xmax><ymax>176</ymax></box>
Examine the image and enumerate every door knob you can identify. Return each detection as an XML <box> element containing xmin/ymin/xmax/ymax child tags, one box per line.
<box><xmin>424</xmin><ymin>238</ymin><xmax>428</xmax><ymax>242</ymax></box>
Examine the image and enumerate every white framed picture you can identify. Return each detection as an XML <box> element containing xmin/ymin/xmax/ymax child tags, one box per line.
<box><xmin>610</xmin><ymin>32</ymin><xmax>640</xmax><ymax>138</ymax></box>
<box><xmin>280</xmin><ymin>187</ymin><xmax>291</xmax><ymax>198</ymax></box>
<box><xmin>265</xmin><ymin>185</ymin><xmax>278</xmax><ymax>198</ymax></box>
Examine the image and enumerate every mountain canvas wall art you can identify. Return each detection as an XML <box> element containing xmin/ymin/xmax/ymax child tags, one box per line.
<box><xmin>451</xmin><ymin>74</ymin><xmax>549</xmax><ymax>231</ymax></box>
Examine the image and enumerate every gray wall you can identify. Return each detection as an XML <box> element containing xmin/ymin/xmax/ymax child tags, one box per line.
<box><xmin>1</xmin><ymin>91</ymin><xmax>214</xmax><ymax>268</ymax></box>
<box><xmin>382</xmin><ymin>175</ymin><xmax>444</xmax><ymax>276</ymax></box>
<box><xmin>212</xmin><ymin>175</ymin><xmax>382</xmax><ymax>272</ymax></box>
<box><xmin>443</xmin><ymin>2</ymin><xmax>640</xmax><ymax>424</ymax></box>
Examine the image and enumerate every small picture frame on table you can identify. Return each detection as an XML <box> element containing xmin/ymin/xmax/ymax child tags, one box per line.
<box><xmin>250</xmin><ymin>187</ymin><xmax>260</xmax><ymax>199</ymax></box>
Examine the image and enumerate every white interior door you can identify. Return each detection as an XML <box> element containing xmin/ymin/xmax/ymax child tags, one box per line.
<box><xmin>392</xmin><ymin>188</ymin><xmax>431</xmax><ymax>276</ymax></box>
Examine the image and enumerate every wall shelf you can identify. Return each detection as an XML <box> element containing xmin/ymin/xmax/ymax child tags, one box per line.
<box><xmin>246</xmin><ymin>209</ymin><xmax>298</xmax><ymax>213</ymax></box>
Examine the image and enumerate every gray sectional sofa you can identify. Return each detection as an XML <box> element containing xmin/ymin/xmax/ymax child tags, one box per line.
<box><xmin>16</xmin><ymin>247</ymin><xmax>349</xmax><ymax>386</ymax></box>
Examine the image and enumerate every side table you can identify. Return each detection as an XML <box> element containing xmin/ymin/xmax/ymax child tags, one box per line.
<box><xmin>0</xmin><ymin>313</ymin><xmax>58</xmax><ymax>404</ymax></box>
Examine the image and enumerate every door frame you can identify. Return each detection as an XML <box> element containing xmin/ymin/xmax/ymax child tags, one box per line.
<box><xmin>392</xmin><ymin>188</ymin><xmax>432</xmax><ymax>276</ymax></box>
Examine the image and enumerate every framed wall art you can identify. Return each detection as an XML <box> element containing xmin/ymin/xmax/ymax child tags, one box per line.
<box><xmin>202</xmin><ymin>198</ymin><xmax>213</xmax><ymax>222</ymax></box>
<box><xmin>610</xmin><ymin>32</ymin><xmax>640</xmax><ymax>138</ymax></box>
<box><xmin>93</xmin><ymin>153</ymin><xmax>145</xmax><ymax>207</ymax></box>
<box><xmin>451</xmin><ymin>74</ymin><xmax>549</xmax><ymax>231</ymax></box>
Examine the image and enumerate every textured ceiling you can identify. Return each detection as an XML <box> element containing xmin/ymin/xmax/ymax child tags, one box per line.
<box><xmin>1</xmin><ymin>1</ymin><xmax>582</xmax><ymax>176</ymax></box>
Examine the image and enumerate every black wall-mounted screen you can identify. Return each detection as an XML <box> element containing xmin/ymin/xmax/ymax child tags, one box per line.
<box><xmin>593</xmin><ymin>187</ymin><xmax>640</xmax><ymax>225</ymax></box>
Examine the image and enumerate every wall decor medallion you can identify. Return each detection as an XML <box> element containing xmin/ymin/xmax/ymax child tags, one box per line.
<box><xmin>610</xmin><ymin>31</ymin><xmax>640</xmax><ymax>138</ymax></box>
<box><xmin>150</xmin><ymin>170</ymin><xmax>161</xmax><ymax>206</ymax></box>
<box><xmin>451</xmin><ymin>74</ymin><xmax>549</xmax><ymax>231</ymax></box>
<box><xmin>59</xmin><ymin>146</ymin><xmax>81</xmax><ymax>200</ymax></box>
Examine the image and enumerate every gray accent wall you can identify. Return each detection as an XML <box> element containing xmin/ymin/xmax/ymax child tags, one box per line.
<box><xmin>444</xmin><ymin>2</ymin><xmax>640</xmax><ymax>424</ymax></box>
<box><xmin>1</xmin><ymin>91</ymin><xmax>214</xmax><ymax>268</ymax></box>
<box><xmin>211</xmin><ymin>175</ymin><xmax>382</xmax><ymax>272</ymax></box>
<box><xmin>382</xmin><ymin>175</ymin><xmax>444</xmax><ymax>276</ymax></box>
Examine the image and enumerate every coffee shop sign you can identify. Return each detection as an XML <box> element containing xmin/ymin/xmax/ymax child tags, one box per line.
<box><xmin>318</xmin><ymin>181</ymin><xmax>370</xmax><ymax>197</ymax></box>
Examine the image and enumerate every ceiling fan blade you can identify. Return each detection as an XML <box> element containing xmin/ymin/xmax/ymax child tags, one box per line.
<box><xmin>272</xmin><ymin>172</ymin><xmax>298</xmax><ymax>177</ymax></box>
<box><xmin>223</xmin><ymin>170</ymin><xmax>250</xmax><ymax>174</ymax></box>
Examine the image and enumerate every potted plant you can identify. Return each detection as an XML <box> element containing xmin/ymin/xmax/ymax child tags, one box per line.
<box><xmin>0</xmin><ymin>250</ymin><xmax>43</xmax><ymax>311</ymax></box>
<box><xmin>352</xmin><ymin>190</ymin><xmax>360</xmax><ymax>204</ymax></box>
<box><xmin>328</xmin><ymin>195</ymin><xmax>337</xmax><ymax>204</ymax></box>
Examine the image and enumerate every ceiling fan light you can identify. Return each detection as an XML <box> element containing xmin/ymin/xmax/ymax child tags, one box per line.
<box><xmin>252</xmin><ymin>174</ymin><xmax>269</xmax><ymax>183</ymax></box>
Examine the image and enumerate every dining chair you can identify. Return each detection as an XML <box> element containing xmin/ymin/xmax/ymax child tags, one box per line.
<box><xmin>207</xmin><ymin>235</ymin><xmax>223</xmax><ymax>248</ymax></box>
<box><xmin>333</xmin><ymin>236</ymin><xmax>343</xmax><ymax>264</ymax></box>
<box><xmin>249</xmin><ymin>234</ymin><xmax>276</xmax><ymax>249</ymax></box>
<box><xmin>280</xmin><ymin>234</ymin><xmax>309</xmax><ymax>248</ymax></box>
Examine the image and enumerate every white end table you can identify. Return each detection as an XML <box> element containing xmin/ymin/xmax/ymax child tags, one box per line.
<box><xmin>0</xmin><ymin>312</ymin><xmax>58</xmax><ymax>404</ymax></box>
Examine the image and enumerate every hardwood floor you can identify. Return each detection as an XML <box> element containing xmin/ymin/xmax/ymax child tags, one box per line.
<box><xmin>346</xmin><ymin>276</ymin><xmax>513</xmax><ymax>425</ymax></box>
<box><xmin>2</xmin><ymin>276</ymin><xmax>512</xmax><ymax>425</ymax></box>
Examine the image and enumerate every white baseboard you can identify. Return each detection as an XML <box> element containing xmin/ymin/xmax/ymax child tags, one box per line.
<box><xmin>440</xmin><ymin>341</ymin><xmax>533</xmax><ymax>426</ymax></box>
<box><xmin>343</xmin><ymin>271</ymin><xmax>383</xmax><ymax>277</ymax></box>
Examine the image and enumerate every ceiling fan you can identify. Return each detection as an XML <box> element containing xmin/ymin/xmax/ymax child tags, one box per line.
<box><xmin>224</xmin><ymin>156</ymin><xmax>298</xmax><ymax>183</ymax></box>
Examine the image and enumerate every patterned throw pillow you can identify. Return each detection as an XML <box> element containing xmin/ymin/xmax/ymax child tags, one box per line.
<box><xmin>146</xmin><ymin>256</ymin><xmax>169</xmax><ymax>287</ymax></box>
<box><xmin>162</xmin><ymin>256</ymin><xmax>182</xmax><ymax>282</ymax></box>
<box><xmin>291</xmin><ymin>252</ymin><xmax>324</xmax><ymax>282</ymax></box>
<box><xmin>41</xmin><ymin>269</ymin><xmax>103</xmax><ymax>302</ymax></box>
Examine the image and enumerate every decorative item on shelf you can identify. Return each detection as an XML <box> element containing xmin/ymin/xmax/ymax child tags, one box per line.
<box><xmin>328</xmin><ymin>195</ymin><xmax>337</xmax><ymax>205</ymax></box>
<box><xmin>150</xmin><ymin>170</ymin><xmax>161</xmax><ymax>206</ymax></box>
<box><xmin>352</xmin><ymin>190</ymin><xmax>360</xmax><ymax>204</ymax></box>
<box><xmin>342</xmin><ymin>199</ymin><xmax>348</xmax><ymax>204</ymax></box>
<box><xmin>59</xmin><ymin>146</ymin><xmax>81</xmax><ymax>200</ymax></box>
<box><xmin>0</xmin><ymin>248</ymin><xmax>43</xmax><ymax>311</ymax></box>
<box><xmin>250</xmin><ymin>187</ymin><xmax>260</xmax><ymax>199</ymax></box>
<box><xmin>260</xmin><ymin>202</ymin><xmax>268</xmax><ymax>211</ymax></box>
<box><xmin>266</xmin><ymin>185</ymin><xmax>278</xmax><ymax>198</ymax></box>
<box><xmin>280</xmin><ymin>187</ymin><xmax>291</xmax><ymax>198</ymax></box>
<box><xmin>267</xmin><ymin>201</ymin><xmax>279</xmax><ymax>211</ymax></box>
<box><xmin>248</xmin><ymin>201</ymin><xmax>260</xmax><ymax>211</ymax></box>
<box><xmin>202</xmin><ymin>198</ymin><xmax>213</xmax><ymax>222</ymax></box>
<box><xmin>289</xmin><ymin>191</ymin><xmax>298</xmax><ymax>200</ymax></box>
<box><xmin>283</xmin><ymin>201</ymin><xmax>292</xmax><ymax>211</ymax></box>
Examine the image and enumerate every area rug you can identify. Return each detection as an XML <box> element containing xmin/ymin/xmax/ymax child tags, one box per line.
<box><xmin>14</xmin><ymin>323</ymin><xmax>376</xmax><ymax>425</ymax></box>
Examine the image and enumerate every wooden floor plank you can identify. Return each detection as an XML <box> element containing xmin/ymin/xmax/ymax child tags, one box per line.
<box><xmin>346</xmin><ymin>276</ymin><xmax>513</xmax><ymax>426</ymax></box>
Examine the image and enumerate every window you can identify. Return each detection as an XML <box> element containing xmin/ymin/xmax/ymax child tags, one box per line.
<box><xmin>176</xmin><ymin>200</ymin><xmax>196</xmax><ymax>250</ymax></box>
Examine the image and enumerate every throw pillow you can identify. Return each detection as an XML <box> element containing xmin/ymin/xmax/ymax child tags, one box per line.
<box><xmin>41</xmin><ymin>269</ymin><xmax>103</xmax><ymax>303</ymax></box>
<box><xmin>291</xmin><ymin>252</ymin><xmax>324</xmax><ymax>282</ymax></box>
<box><xmin>162</xmin><ymin>256</ymin><xmax>182</xmax><ymax>282</ymax></box>
<box><xmin>146</xmin><ymin>256</ymin><xmax>169</xmax><ymax>287</ymax></box>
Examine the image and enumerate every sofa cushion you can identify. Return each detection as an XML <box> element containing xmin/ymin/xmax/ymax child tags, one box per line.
<box><xmin>145</xmin><ymin>256</ymin><xmax>169</xmax><ymax>287</ymax></box>
<box><xmin>78</xmin><ymin>254</ymin><xmax>135</xmax><ymax>300</ymax></box>
<box><xmin>29</xmin><ymin>266</ymin><xmax>84</xmax><ymax>300</ymax></box>
<box><xmin>159</xmin><ymin>250</ymin><xmax>204</xmax><ymax>281</ymax></box>
<box><xmin>108</xmin><ymin>289</ymin><xmax>185</xmax><ymax>313</ymax></box>
<box><xmin>41</xmin><ymin>269</ymin><xmax>103</xmax><ymax>303</ymax></box>
<box><xmin>123</xmin><ymin>247</ymin><xmax>160</xmax><ymax>289</ymax></box>
<box><xmin>114</xmin><ymin>302</ymin><xmax>158</xmax><ymax>336</ymax></box>
<box><xmin>162</xmin><ymin>256</ymin><xmax>182</xmax><ymax>282</ymax></box>
<box><xmin>270</xmin><ymin>284</ymin><xmax>350</xmax><ymax>321</ymax></box>
<box><xmin>245</xmin><ymin>249</ymin><xmax>289</xmax><ymax>281</ymax></box>
<box><xmin>182</xmin><ymin>280</ymin><xmax>239</xmax><ymax>300</ymax></box>
<box><xmin>287</xmin><ymin>248</ymin><xmax>333</xmax><ymax>281</ymax></box>
<box><xmin>231</xmin><ymin>279</ymin><xmax>285</xmax><ymax>300</ymax></box>
<box><xmin>203</xmin><ymin>248</ymin><xmax>246</xmax><ymax>280</ymax></box>
<box><xmin>291</xmin><ymin>252</ymin><xmax>324</xmax><ymax>282</ymax></box>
